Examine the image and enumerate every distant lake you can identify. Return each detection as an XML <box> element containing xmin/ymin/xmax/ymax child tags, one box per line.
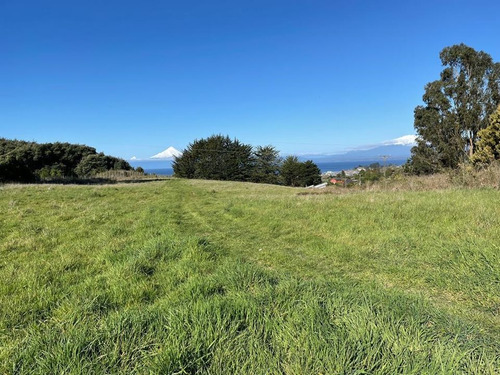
<box><xmin>143</xmin><ymin>159</ymin><xmax>407</xmax><ymax>176</ymax></box>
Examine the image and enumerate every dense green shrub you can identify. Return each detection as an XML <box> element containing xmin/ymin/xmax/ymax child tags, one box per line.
<box><xmin>471</xmin><ymin>105</ymin><xmax>500</xmax><ymax>166</ymax></box>
<box><xmin>0</xmin><ymin>138</ymin><xmax>131</xmax><ymax>182</ymax></box>
<box><xmin>75</xmin><ymin>153</ymin><xmax>132</xmax><ymax>177</ymax></box>
<box><xmin>250</xmin><ymin>145</ymin><xmax>281</xmax><ymax>184</ymax></box>
<box><xmin>173</xmin><ymin>135</ymin><xmax>254</xmax><ymax>181</ymax></box>
<box><xmin>280</xmin><ymin>156</ymin><xmax>321</xmax><ymax>187</ymax></box>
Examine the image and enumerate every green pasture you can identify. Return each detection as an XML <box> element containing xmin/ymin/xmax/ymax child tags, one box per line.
<box><xmin>0</xmin><ymin>180</ymin><xmax>498</xmax><ymax>374</ymax></box>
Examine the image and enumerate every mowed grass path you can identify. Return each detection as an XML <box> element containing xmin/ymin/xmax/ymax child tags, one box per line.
<box><xmin>0</xmin><ymin>180</ymin><xmax>499</xmax><ymax>374</ymax></box>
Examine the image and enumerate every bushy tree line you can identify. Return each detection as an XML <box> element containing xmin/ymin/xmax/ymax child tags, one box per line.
<box><xmin>0</xmin><ymin>138</ymin><xmax>132</xmax><ymax>182</ymax></box>
<box><xmin>406</xmin><ymin>44</ymin><xmax>500</xmax><ymax>174</ymax></box>
<box><xmin>173</xmin><ymin>135</ymin><xmax>321</xmax><ymax>186</ymax></box>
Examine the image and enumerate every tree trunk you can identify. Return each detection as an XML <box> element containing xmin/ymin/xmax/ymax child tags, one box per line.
<box><xmin>469</xmin><ymin>134</ymin><xmax>474</xmax><ymax>158</ymax></box>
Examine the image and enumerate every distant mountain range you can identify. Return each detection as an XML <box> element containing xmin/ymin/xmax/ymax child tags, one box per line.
<box><xmin>300</xmin><ymin>144</ymin><xmax>413</xmax><ymax>164</ymax></box>
<box><xmin>130</xmin><ymin>136</ymin><xmax>415</xmax><ymax>170</ymax></box>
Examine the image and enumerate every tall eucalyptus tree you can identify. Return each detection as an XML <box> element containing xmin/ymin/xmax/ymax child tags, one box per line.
<box><xmin>408</xmin><ymin>44</ymin><xmax>500</xmax><ymax>174</ymax></box>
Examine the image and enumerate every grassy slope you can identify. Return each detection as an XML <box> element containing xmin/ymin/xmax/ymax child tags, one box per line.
<box><xmin>0</xmin><ymin>180</ymin><xmax>499</xmax><ymax>374</ymax></box>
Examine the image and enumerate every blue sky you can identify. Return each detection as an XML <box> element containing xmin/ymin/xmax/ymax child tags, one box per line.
<box><xmin>1</xmin><ymin>0</ymin><xmax>499</xmax><ymax>160</ymax></box>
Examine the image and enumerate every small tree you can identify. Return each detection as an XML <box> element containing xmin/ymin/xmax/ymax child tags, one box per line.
<box><xmin>280</xmin><ymin>156</ymin><xmax>321</xmax><ymax>187</ymax></box>
<box><xmin>75</xmin><ymin>153</ymin><xmax>132</xmax><ymax>177</ymax></box>
<box><xmin>280</xmin><ymin>156</ymin><xmax>302</xmax><ymax>186</ymax></box>
<box><xmin>172</xmin><ymin>135</ymin><xmax>254</xmax><ymax>181</ymax></box>
<box><xmin>251</xmin><ymin>145</ymin><xmax>281</xmax><ymax>184</ymax></box>
<box><xmin>301</xmin><ymin>160</ymin><xmax>321</xmax><ymax>186</ymax></box>
<box><xmin>471</xmin><ymin>105</ymin><xmax>500</xmax><ymax>166</ymax></box>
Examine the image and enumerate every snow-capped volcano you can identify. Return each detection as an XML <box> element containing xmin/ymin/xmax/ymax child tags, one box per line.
<box><xmin>383</xmin><ymin>135</ymin><xmax>417</xmax><ymax>146</ymax></box>
<box><xmin>150</xmin><ymin>146</ymin><xmax>182</xmax><ymax>159</ymax></box>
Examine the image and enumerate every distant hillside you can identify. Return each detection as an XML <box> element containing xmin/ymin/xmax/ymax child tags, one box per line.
<box><xmin>301</xmin><ymin>144</ymin><xmax>412</xmax><ymax>163</ymax></box>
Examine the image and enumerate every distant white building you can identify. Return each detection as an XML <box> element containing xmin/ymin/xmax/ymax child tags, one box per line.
<box><xmin>314</xmin><ymin>182</ymin><xmax>327</xmax><ymax>189</ymax></box>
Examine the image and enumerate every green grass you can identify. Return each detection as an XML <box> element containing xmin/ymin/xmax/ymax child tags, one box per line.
<box><xmin>0</xmin><ymin>180</ymin><xmax>499</xmax><ymax>374</ymax></box>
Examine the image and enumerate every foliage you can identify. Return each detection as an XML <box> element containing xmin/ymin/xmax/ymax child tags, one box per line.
<box><xmin>471</xmin><ymin>105</ymin><xmax>500</xmax><ymax>166</ymax></box>
<box><xmin>326</xmin><ymin>164</ymin><xmax>400</xmax><ymax>187</ymax></box>
<box><xmin>280</xmin><ymin>156</ymin><xmax>302</xmax><ymax>186</ymax></box>
<box><xmin>408</xmin><ymin>44</ymin><xmax>500</xmax><ymax>174</ymax></box>
<box><xmin>172</xmin><ymin>135</ymin><xmax>254</xmax><ymax>181</ymax></box>
<box><xmin>358</xmin><ymin>165</ymin><xmax>383</xmax><ymax>182</ymax></box>
<box><xmin>0</xmin><ymin>181</ymin><xmax>499</xmax><ymax>373</ymax></box>
<box><xmin>280</xmin><ymin>156</ymin><xmax>321</xmax><ymax>186</ymax></box>
<box><xmin>404</xmin><ymin>140</ymin><xmax>442</xmax><ymax>175</ymax></box>
<box><xmin>0</xmin><ymin>138</ymin><xmax>131</xmax><ymax>182</ymax></box>
<box><xmin>75</xmin><ymin>153</ymin><xmax>132</xmax><ymax>177</ymax></box>
<box><xmin>173</xmin><ymin>135</ymin><xmax>319</xmax><ymax>186</ymax></box>
<box><xmin>74</xmin><ymin>154</ymin><xmax>109</xmax><ymax>177</ymax></box>
<box><xmin>250</xmin><ymin>145</ymin><xmax>281</xmax><ymax>184</ymax></box>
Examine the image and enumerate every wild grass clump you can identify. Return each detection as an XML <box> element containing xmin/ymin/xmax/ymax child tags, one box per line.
<box><xmin>310</xmin><ymin>162</ymin><xmax>500</xmax><ymax>195</ymax></box>
<box><xmin>362</xmin><ymin>163</ymin><xmax>500</xmax><ymax>192</ymax></box>
<box><xmin>448</xmin><ymin>161</ymin><xmax>500</xmax><ymax>188</ymax></box>
<box><xmin>3</xmin><ymin>233</ymin><xmax>497</xmax><ymax>374</ymax></box>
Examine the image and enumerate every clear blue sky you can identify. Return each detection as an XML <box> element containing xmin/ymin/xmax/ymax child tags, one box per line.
<box><xmin>1</xmin><ymin>0</ymin><xmax>499</xmax><ymax>159</ymax></box>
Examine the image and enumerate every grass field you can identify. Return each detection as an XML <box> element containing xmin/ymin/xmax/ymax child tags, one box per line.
<box><xmin>1</xmin><ymin>180</ymin><xmax>499</xmax><ymax>374</ymax></box>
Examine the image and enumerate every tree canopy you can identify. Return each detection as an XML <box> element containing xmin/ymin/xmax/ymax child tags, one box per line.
<box><xmin>280</xmin><ymin>156</ymin><xmax>321</xmax><ymax>187</ymax></box>
<box><xmin>250</xmin><ymin>145</ymin><xmax>281</xmax><ymax>184</ymax></box>
<box><xmin>407</xmin><ymin>44</ymin><xmax>500</xmax><ymax>174</ymax></box>
<box><xmin>172</xmin><ymin>135</ymin><xmax>254</xmax><ymax>181</ymax></box>
<box><xmin>0</xmin><ymin>138</ymin><xmax>132</xmax><ymax>182</ymax></box>
<box><xmin>173</xmin><ymin>135</ymin><xmax>321</xmax><ymax>186</ymax></box>
<box><xmin>75</xmin><ymin>153</ymin><xmax>132</xmax><ymax>177</ymax></box>
<box><xmin>471</xmin><ymin>105</ymin><xmax>500</xmax><ymax>166</ymax></box>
